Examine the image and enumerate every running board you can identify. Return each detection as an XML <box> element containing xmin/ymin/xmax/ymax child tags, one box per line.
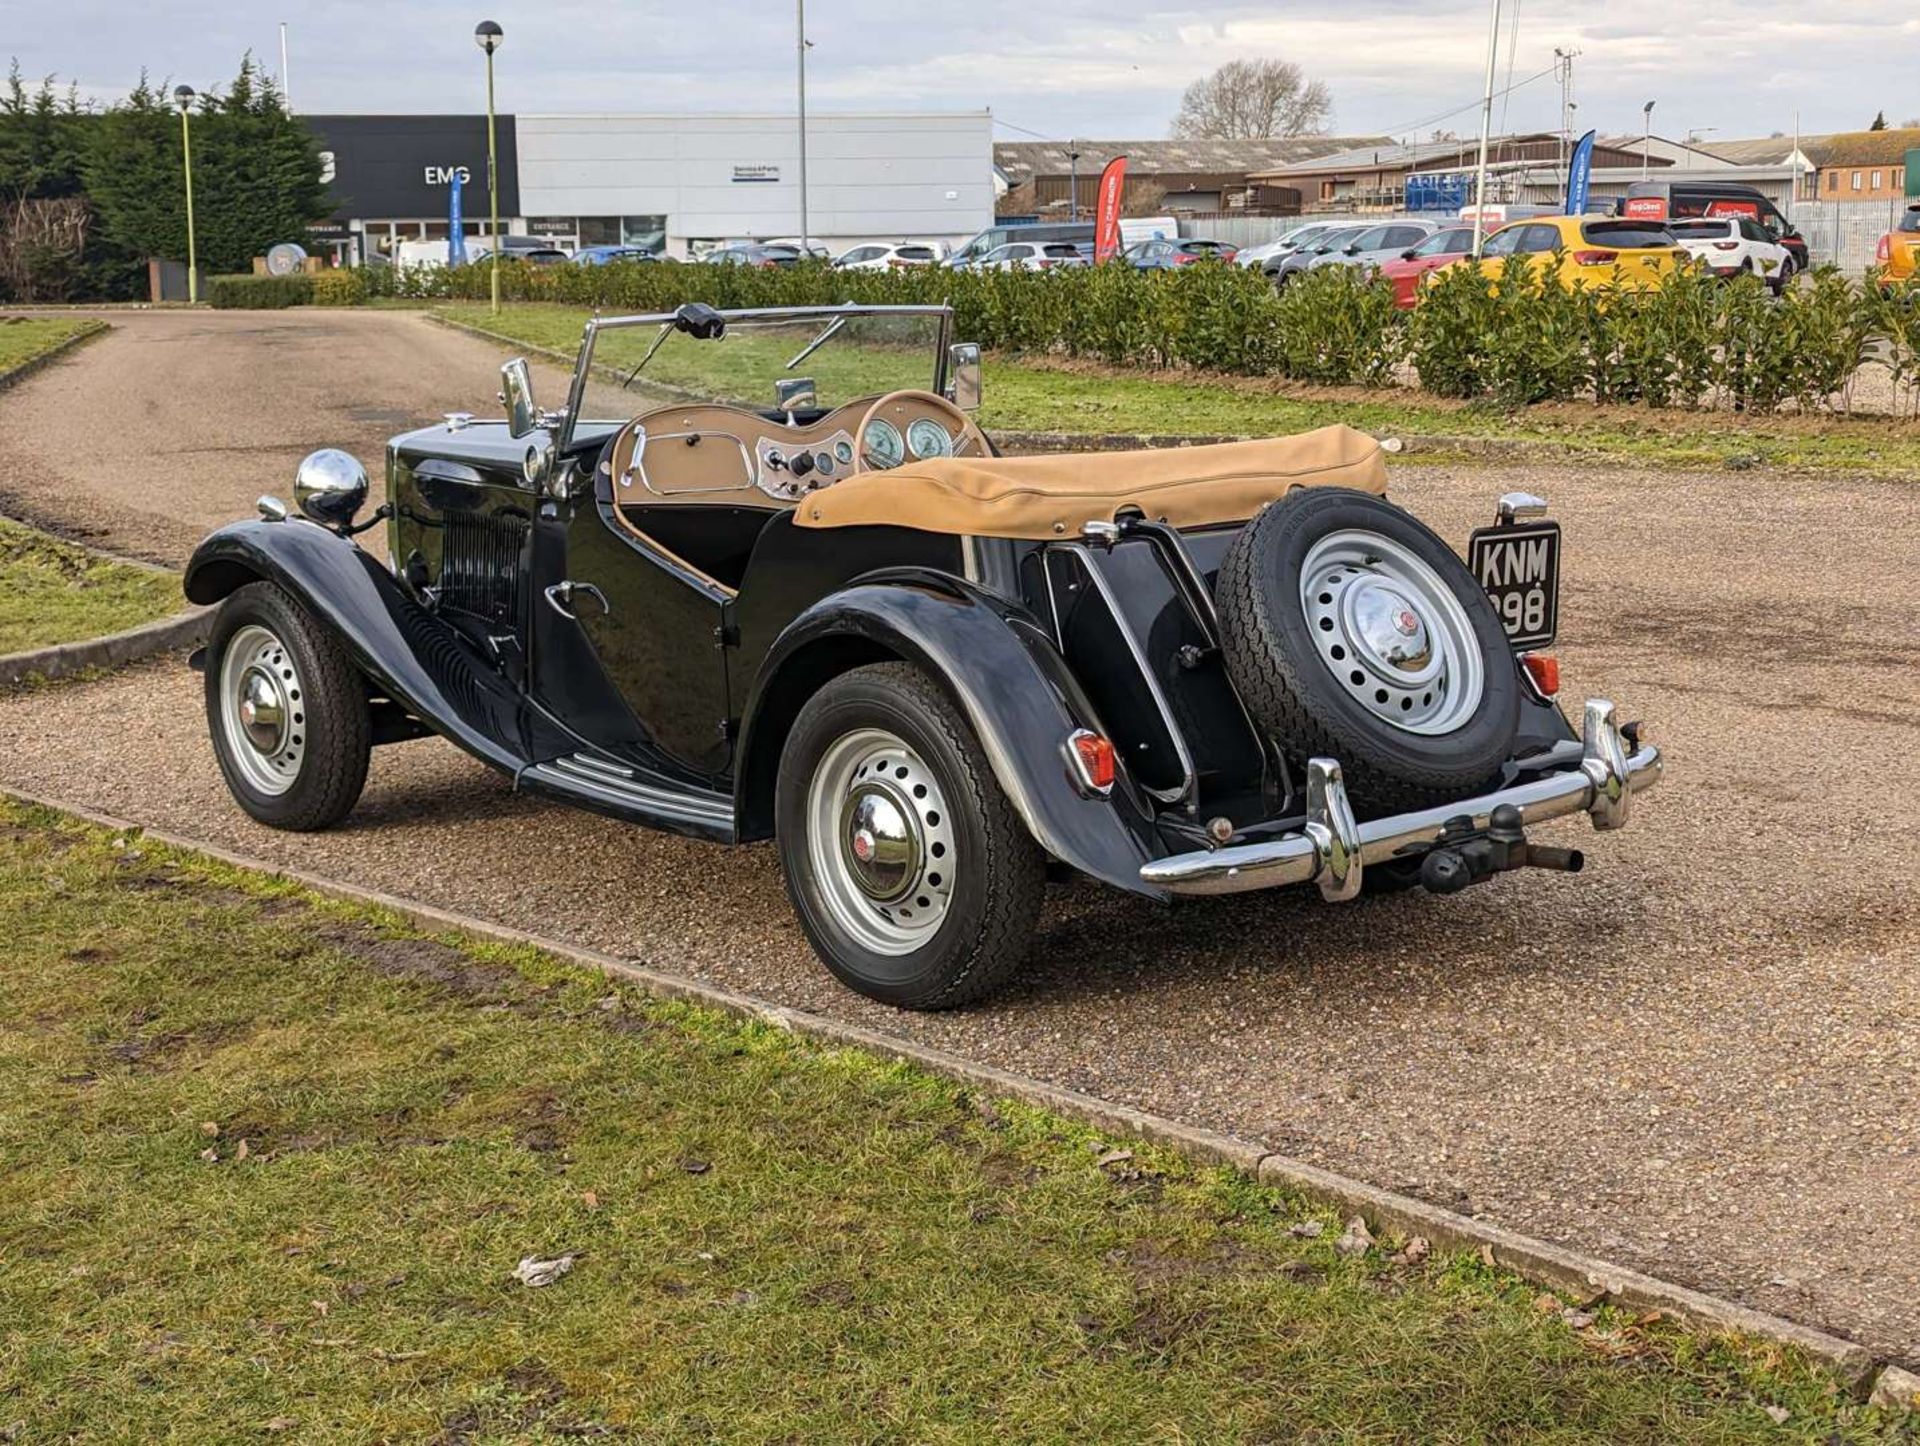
<box><xmin>521</xmin><ymin>752</ymin><xmax>736</xmax><ymax>843</ymax></box>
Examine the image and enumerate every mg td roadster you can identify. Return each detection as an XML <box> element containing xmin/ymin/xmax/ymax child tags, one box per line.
<box><xmin>185</xmin><ymin>302</ymin><xmax>1661</xmax><ymax>1009</ymax></box>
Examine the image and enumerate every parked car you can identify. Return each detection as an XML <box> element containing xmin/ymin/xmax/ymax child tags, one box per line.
<box><xmin>1377</xmin><ymin>226</ymin><xmax>1478</xmax><ymax>308</ymax></box>
<box><xmin>1875</xmin><ymin>203</ymin><xmax>1920</xmax><ymax>290</ymax></box>
<box><xmin>1667</xmin><ymin>217</ymin><xmax>1791</xmax><ymax>293</ymax></box>
<box><xmin>759</xmin><ymin>238</ymin><xmax>834</xmax><ymax>262</ymax></box>
<box><xmin>833</xmin><ymin>243</ymin><xmax>944</xmax><ymax>271</ymax></box>
<box><xmin>975</xmin><ymin>240</ymin><xmax>1088</xmax><ymax>272</ymax></box>
<box><xmin>1234</xmin><ymin>222</ymin><xmax>1343</xmax><ymax>270</ymax></box>
<box><xmin>948</xmin><ymin>223</ymin><xmax>1094</xmax><ymax>269</ymax></box>
<box><xmin>709</xmin><ymin>244</ymin><xmax>804</xmax><ymax>269</ymax></box>
<box><xmin>1615</xmin><ymin>181</ymin><xmax>1807</xmax><ymax>279</ymax></box>
<box><xmin>1266</xmin><ymin>225</ymin><xmax>1369</xmax><ymax>287</ymax></box>
<box><xmin>572</xmin><ymin>245</ymin><xmax>660</xmax><ymax>267</ymax></box>
<box><xmin>1122</xmin><ymin>237</ymin><xmax>1237</xmax><ymax>269</ymax></box>
<box><xmin>184</xmin><ymin>301</ymin><xmax>1663</xmax><ymax>1010</ymax></box>
<box><xmin>1473</xmin><ymin>216</ymin><xmax>1687</xmax><ymax>293</ymax></box>
<box><xmin>1305</xmin><ymin>220</ymin><xmax>1441</xmax><ymax>275</ymax></box>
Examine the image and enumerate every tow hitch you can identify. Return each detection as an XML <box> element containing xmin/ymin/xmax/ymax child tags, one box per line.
<box><xmin>1417</xmin><ymin>802</ymin><xmax>1583</xmax><ymax>894</ymax></box>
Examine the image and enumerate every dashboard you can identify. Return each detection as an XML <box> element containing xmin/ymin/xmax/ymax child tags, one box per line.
<box><xmin>607</xmin><ymin>392</ymin><xmax>982</xmax><ymax>507</ymax></box>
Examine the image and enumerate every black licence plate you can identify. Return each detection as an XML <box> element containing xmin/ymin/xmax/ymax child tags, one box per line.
<box><xmin>1468</xmin><ymin>521</ymin><xmax>1560</xmax><ymax>649</ymax></box>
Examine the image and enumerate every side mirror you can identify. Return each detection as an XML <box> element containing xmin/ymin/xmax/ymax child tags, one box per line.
<box><xmin>1400</xmin><ymin>248</ymin><xmax>1418</xmax><ymax>261</ymax></box>
<box><xmin>501</xmin><ymin>357</ymin><xmax>540</xmax><ymax>438</ymax></box>
<box><xmin>947</xmin><ymin>342</ymin><xmax>982</xmax><ymax>412</ymax></box>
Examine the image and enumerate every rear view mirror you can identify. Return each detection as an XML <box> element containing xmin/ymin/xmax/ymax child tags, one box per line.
<box><xmin>501</xmin><ymin>358</ymin><xmax>539</xmax><ymax>438</ymax></box>
<box><xmin>947</xmin><ymin>342</ymin><xmax>982</xmax><ymax>412</ymax></box>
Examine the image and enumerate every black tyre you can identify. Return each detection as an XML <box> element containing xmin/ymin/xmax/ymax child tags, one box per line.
<box><xmin>775</xmin><ymin>662</ymin><xmax>1045</xmax><ymax>1010</ymax></box>
<box><xmin>204</xmin><ymin>581</ymin><xmax>370</xmax><ymax>831</ymax></box>
<box><xmin>1216</xmin><ymin>487</ymin><xmax>1521</xmax><ymax>814</ymax></box>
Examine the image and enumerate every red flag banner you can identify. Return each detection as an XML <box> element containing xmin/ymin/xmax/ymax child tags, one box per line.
<box><xmin>1093</xmin><ymin>154</ymin><xmax>1129</xmax><ymax>263</ymax></box>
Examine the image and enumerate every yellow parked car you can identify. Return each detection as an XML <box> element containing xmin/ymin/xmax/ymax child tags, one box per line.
<box><xmin>1469</xmin><ymin>215</ymin><xmax>1691</xmax><ymax>292</ymax></box>
<box><xmin>1876</xmin><ymin>204</ymin><xmax>1920</xmax><ymax>290</ymax></box>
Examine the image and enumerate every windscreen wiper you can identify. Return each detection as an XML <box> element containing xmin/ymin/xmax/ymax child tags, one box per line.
<box><xmin>783</xmin><ymin>315</ymin><xmax>846</xmax><ymax>371</ymax></box>
<box><xmin>621</xmin><ymin>323</ymin><xmax>674</xmax><ymax>390</ymax></box>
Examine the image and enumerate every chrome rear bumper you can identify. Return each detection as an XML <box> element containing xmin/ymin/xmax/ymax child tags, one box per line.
<box><xmin>1140</xmin><ymin>699</ymin><xmax>1662</xmax><ymax>899</ymax></box>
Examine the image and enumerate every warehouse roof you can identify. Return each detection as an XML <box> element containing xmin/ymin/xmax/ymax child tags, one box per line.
<box><xmin>994</xmin><ymin>135</ymin><xmax>1386</xmax><ymax>186</ymax></box>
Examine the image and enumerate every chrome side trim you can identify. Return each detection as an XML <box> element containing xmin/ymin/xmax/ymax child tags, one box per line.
<box><xmin>1139</xmin><ymin>698</ymin><xmax>1661</xmax><ymax>897</ymax></box>
<box><xmin>525</xmin><ymin>754</ymin><xmax>734</xmax><ymax>829</ymax></box>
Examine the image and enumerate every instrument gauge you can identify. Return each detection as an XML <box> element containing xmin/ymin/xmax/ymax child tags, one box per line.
<box><xmin>834</xmin><ymin>438</ymin><xmax>853</xmax><ymax>464</ymax></box>
<box><xmin>907</xmin><ymin>418</ymin><xmax>954</xmax><ymax>460</ymax></box>
<box><xmin>862</xmin><ymin>418</ymin><xmax>905</xmax><ymax>470</ymax></box>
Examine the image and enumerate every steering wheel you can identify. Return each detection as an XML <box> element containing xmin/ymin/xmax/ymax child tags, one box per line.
<box><xmin>853</xmin><ymin>390</ymin><xmax>988</xmax><ymax>474</ymax></box>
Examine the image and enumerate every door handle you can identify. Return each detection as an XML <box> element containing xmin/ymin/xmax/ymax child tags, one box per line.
<box><xmin>543</xmin><ymin>581</ymin><xmax>609</xmax><ymax>621</ymax></box>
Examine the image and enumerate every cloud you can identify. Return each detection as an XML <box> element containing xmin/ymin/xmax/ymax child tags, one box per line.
<box><xmin>10</xmin><ymin>0</ymin><xmax>1910</xmax><ymax>143</ymax></box>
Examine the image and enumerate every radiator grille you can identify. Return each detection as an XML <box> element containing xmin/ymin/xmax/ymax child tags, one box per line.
<box><xmin>438</xmin><ymin>515</ymin><xmax>528</xmax><ymax>624</ymax></box>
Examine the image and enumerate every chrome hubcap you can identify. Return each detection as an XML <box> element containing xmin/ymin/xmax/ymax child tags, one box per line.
<box><xmin>237</xmin><ymin>667</ymin><xmax>288</xmax><ymax>753</ymax></box>
<box><xmin>217</xmin><ymin>625</ymin><xmax>306</xmax><ymax>796</ymax></box>
<box><xmin>806</xmin><ymin>729</ymin><xmax>954</xmax><ymax>956</ymax></box>
<box><xmin>1301</xmin><ymin>530</ymin><xmax>1484</xmax><ymax>735</ymax></box>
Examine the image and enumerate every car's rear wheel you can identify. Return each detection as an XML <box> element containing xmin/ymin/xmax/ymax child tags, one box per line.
<box><xmin>1216</xmin><ymin>488</ymin><xmax>1521</xmax><ymax>814</ymax></box>
<box><xmin>205</xmin><ymin>581</ymin><xmax>370</xmax><ymax>831</ymax></box>
<box><xmin>775</xmin><ymin>662</ymin><xmax>1044</xmax><ymax>1010</ymax></box>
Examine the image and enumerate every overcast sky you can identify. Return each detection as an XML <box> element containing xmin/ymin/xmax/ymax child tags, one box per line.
<box><xmin>8</xmin><ymin>1</ymin><xmax>1915</xmax><ymax>145</ymax></box>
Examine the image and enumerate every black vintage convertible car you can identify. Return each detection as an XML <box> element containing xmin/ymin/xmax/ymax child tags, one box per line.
<box><xmin>185</xmin><ymin>302</ymin><xmax>1661</xmax><ymax>1009</ymax></box>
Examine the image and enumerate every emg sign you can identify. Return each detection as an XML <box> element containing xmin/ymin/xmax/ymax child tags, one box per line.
<box><xmin>305</xmin><ymin>115</ymin><xmax>518</xmax><ymax>220</ymax></box>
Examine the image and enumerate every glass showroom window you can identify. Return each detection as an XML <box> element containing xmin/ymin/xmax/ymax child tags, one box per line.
<box><xmin>622</xmin><ymin>216</ymin><xmax>667</xmax><ymax>253</ymax></box>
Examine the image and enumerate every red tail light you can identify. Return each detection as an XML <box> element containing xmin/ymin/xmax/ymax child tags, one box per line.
<box><xmin>1711</xmin><ymin>240</ymin><xmax>1740</xmax><ymax>251</ymax></box>
<box><xmin>1878</xmin><ymin>234</ymin><xmax>1893</xmax><ymax>262</ymax></box>
<box><xmin>1066</xmin><ymin>730</ymin><xmax>1116</xmax><ymax>794</ymax></box>
<box><xmin>1521</xmin><ymin>653</ymin><xmax>1560</xmax><ymax>697</ymax></box>
<box><xmin>1572</xmin><ymin>249</ymin><xmax>1618</xmax><ymax>266</ymax></box>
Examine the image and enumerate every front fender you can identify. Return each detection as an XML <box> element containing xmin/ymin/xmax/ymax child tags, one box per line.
<box><xmin>185</xmin><ymin>519</ymin><xmax>561</xmax><ymax>775</ymax></box>
<box><xmin>740</xmin><ymin>575</ymin><xmax>1167</xmax><ymax>900</ymax></box>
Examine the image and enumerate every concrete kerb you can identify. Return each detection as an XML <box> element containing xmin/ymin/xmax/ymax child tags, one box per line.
<box><xmin>0</xmin><ymin>779</ymin><xmax>1887</xmax><ymax>1395</ymax></box>
<box><xmin>0</xmin><ymin>318</ymin><xmax>111</xmax><ymax>394</ymax></box>
<box><xmin>0</xmin><ymin>608</ymin><xmax>209</xmax><ymax>688</ymax></box>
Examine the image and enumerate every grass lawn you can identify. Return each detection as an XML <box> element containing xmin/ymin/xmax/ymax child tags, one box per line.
<box><xmin>435</xmin><ymin>302</ymin><xmax>1920</xmax><ymax>476</ymax></box>
<box><xmin>0</xmin><ymin>799</ymin><xmax>1899</xmax><ymax>1442</ymax></box>
<box><xmin>0</xmin><ymin>315</ymin><xmax>104</xmax><ymax>380</ymax></box>
<box><xmin>0</xmin><ymin>515</ymin><xmax>182</xmax><ymax>655</ymax></box>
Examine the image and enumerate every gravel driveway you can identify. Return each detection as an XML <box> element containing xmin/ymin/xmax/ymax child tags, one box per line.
<box><xmin>3</xmin><ymin>309</ymin><xmax>1918</xmax><ymax>1363</ymax></box>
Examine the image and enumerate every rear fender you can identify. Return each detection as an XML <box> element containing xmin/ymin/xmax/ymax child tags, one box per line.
<box><xmin>185</xmin><ymin>519</ymin><xmax>561</xmax><ymax>775</ymax></box>
<box><xmin>738</xmin><ymin>573</ymin><xmax>1166</xmax><ymax>899</ymax></box>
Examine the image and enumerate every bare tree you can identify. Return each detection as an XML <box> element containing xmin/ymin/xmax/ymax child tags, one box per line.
<box><xmin>1170</xmin><ymin>59</ymin><xmax>1331</xmax><ymax>140</ymax></box>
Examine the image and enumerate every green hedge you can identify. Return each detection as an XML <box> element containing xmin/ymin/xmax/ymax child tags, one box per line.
<box><xmin>354</xmin><ymin>255</ymin><xmax>1919</xmax><ymax>417</ymax></box>
<box><xmin>207</xmin><ymin>273</ymin><xmax>312</xmax><ymax>309</ymax></box>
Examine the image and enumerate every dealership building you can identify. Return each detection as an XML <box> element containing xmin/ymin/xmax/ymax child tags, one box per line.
<box><xmin>304</xmin><ymin>111</ymin><xmax>994</xmax><ymax>263</ymax></box>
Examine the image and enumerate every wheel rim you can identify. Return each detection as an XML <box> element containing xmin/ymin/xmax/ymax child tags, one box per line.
<box><xmin>804</xmin><ymin>728</ymin><xmax>955</xmax><ymax>957</ymax></box>
<box><xmin>1299</xmin><ymin>530</ymin><xmax>1485</xmax><ymax>736</ymax></box>
<box><xmin>217</xmin><ymin>624</ymin><xmax>306</xmax><ymax>796</ymax></box>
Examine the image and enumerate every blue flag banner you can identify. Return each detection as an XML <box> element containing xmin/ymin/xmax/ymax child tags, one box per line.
<box><xmin>448</xmin><ymin>171</ymin><xmax>465</xmax><ymax>266</ymax></box>
<box><xmin>1565</xmin><ymin>130</ymin><xmax>1596</xmax><ymax>215</ymax></box>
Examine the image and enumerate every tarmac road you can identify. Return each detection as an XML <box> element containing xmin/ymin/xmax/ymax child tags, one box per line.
<box><xmin>3</xmin><ymin>309</ymin><xmax>1918</xmax><ymax>1362</ymax></box>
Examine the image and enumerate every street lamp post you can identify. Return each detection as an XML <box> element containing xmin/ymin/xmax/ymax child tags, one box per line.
<box><xmin>796</xmin><ymin>0</ymin><xmax>811</xmax><ymax>257</ymax></box>
<box><xmin>474</xmin><ymin>20</ymin><xmax>503</xmax><ymax>314</ymax></box>
<box><xmin>1641</xmin><ymin>100</ymin><xmax>1656</xmax><ymax>182</ymax></box>
<box><xmin>172</xmin><ymin>86</ymin><xmax>199</xmax><ymax>304</ymax></box>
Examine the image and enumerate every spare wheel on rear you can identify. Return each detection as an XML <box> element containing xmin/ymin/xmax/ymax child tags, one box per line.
<box><xmin>1216</xmin><ymin>487</ymin><xmax>1521</xmax><ymax>813</ymax></box>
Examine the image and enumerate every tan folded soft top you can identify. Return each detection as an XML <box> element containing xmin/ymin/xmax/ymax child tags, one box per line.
<box><xmin>792</xmin><ymin>424</ymin><xmax>1387</xmax><ymax>540</ymax></box>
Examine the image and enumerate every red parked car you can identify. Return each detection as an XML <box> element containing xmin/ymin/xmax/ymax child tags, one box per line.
<box><xmin>1377</xmin><ymin>225</ymin><xmax>1477</xmax><ymax>308</ymax></box>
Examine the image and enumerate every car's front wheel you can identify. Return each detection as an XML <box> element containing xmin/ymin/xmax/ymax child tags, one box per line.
<box><xmin>775</xmin><ymin>662</ymin><xmax>1045</xmax><ymax>1010</ymax></box>
<box><xmin>205</xmin><ymin>581</ymin><xmax>370</xmax><ymax>831</ymax></box>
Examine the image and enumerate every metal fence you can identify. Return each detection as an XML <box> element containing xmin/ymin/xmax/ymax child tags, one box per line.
<box><xmin>1791</xmin><ymin>198</ymin><xmax>1909</xmax><ymax>272</ymax></box>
